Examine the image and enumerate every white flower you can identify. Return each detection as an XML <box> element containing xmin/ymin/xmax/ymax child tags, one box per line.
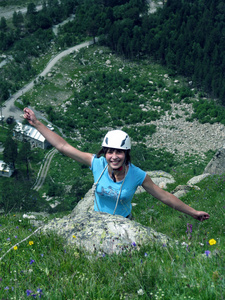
<box><xmin>137</xmin><ymin>289</ymin><xmax>144</xmax><ymax>295</ymax></box>
<box><xmin>181</xmin><ymin>242</ymin><xmax>189</xmax><ymax>247</ymax></box>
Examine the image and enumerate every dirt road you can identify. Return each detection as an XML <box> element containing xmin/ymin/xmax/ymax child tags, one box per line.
<box><xmin>2</xmin><ymin>40</ymin><xmax>93</xmax><ymax>122</ymax></box>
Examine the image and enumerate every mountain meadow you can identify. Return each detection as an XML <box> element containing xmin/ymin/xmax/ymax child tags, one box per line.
<box><xmin>0</xmin><ymin>0</ymin><xmax>225</xmax><ymax>299</ymax></box>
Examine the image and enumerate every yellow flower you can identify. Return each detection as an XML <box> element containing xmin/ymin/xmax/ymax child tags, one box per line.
<box><xmin>72</xmin><ymin>235</ymin><xmax>76</xmax><ymax>238</ymax></box>
<box><xmin>29</xmin><ymin>241</ymin><xmax>34</xmax><ymax>246</ymax></box>
<box><xmin>14</xmin><ymin>246</ymin><xmax>18</xmax><ymax>250</ymax></box>
<box><xmin>209</xmin><ymin>239</ymin><xmax>216</xmax><ymax>246</ymax></box>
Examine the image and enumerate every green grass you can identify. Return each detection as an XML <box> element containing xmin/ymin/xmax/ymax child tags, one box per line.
<box><xmin>0</xmin><ymin>174</ymin><xmax>224</xmax><ymax>299</ymax></box>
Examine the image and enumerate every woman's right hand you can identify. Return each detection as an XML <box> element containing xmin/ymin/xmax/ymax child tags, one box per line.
<box><xmin>23</xmin><ymin>107</ymin><xmax>38</xmax><ymax>127</ymax></box>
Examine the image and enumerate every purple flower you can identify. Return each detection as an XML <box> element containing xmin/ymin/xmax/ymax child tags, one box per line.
<box><xmin>30</xmin><ymin>259</ymin><xmax>35</xmax><ymax>265</ymax></box>
<box><xmin>5</xmin><ymin>286</ymin><xmax>9</xmax><ymax>290</ymax></box>
<box><xmin>37</xmin><ymin>288</ymin><xmax>43</xmax><ymax>298</ymax></box>
<box><xmin>162</xmin><ymin>243</ymin><xmax>167</xmax><ymax>247</ymax></box>
<box><xmin>186</xmin><ymin>223</ymin><xmax>193</xmax><ymax>234</ymax></box>
<box><xmin>26</xmin><ymin>289</ymin><xmax>33</xmax><ymax>296</ymax></box>
<box><xmin>132</xmin><ymin>242</ymin><xmax>136</xmax><ymax>247</ymax></box>
<box><xmin>144</xmin><ymin>253</ymin><xmax>148</xmax><ymax>257</ymax></box>
<box><xmin>205</xmin><ymin>250</ymin><xmax>211</xmax><ymax>257</ymax></box>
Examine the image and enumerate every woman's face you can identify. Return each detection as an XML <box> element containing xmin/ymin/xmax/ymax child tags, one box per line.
<box><xmin>105</xmin><ymin>148</ymin><xmax>125</xmax><ymax>170</ymax></box>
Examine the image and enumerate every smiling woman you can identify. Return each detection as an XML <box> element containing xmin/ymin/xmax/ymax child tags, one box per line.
<box><xmin>23</xmin><ymin>107</ymin><xmax>210</xmax><ymax>222</ymax></box>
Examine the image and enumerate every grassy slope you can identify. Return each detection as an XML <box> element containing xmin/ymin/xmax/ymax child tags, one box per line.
<box><xmin>0</xmin><ymin>174</ymin><xmax>224</xmax><ymax>299</ymax></box>
<box><xmin>1</xmin><ymin>44</ymin><xmax>224</xmax><ymax>296</ymax></box>
<box><xmin>0</xmin><ymin>1</ymin><xmax>224</xmax><ymax>298</ymax></box>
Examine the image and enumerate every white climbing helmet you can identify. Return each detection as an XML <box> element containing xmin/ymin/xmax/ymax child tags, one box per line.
<box><xmin>102</xmin><ymin>130</ymin><xmax>131</xmax><ymax>150</ymax></box>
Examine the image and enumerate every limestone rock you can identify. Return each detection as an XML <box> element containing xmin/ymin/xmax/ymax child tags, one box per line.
<box><xmin>42</xmin><ymin>187</ymin><xmax>170</xmax><ymax>255</ymax></box>
<box><xmin>171</xmin><ymin>184</ymin><xmax>200</xmax><ymax>198</ymax></box>
<box><xmin>136</xmin><ymin>170</ymin><xmax>175</xmax><ymax>193</ymax></box>
<box><xmin>42</xmin><ymin>210</ymin><xmax>170</xmax><ymax>255</ymax></box>
<box><xmin>203</xmin><ymin>147</ymin><xmax>225</xmax><ymax>175</ymax></box>
<box><xmin>187</xmin><ymin>173</ymin><xmax>211</xmax><ymax>185</ymax></box>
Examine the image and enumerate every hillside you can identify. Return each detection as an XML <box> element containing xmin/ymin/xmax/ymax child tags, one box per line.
<box><xmin>0</xmin><ymin>0</ymin><xmax>225</xmax><ymax>211</ymax></box>
<box><xmin>0</xmin><ymin>2</ymin><xmax>224</xmax><ymax>299</ymax></box>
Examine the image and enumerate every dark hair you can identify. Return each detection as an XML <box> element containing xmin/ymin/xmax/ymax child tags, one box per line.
<box><xmin>97</xmin><ymin>147</ymin><xmax>131</xmax><ymax>165</ymax></box>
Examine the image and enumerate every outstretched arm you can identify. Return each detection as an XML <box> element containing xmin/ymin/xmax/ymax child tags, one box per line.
<box><xmin>23</xmin><ymin>107</ymin><xmax>93</xmax><ymax>167</ymax></box>
<box><xmin>142</xmin><ymin>175</ymin><xmax>210</xmax><ymax>221</ymax></box>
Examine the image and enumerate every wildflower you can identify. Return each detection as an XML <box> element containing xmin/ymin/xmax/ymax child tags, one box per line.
<box><xmin>5</xmin><ymin>286</ymin><xmax>9</xmax><ymax>290</ymax></box>
<box><xmin>26</xmin><ymin>289</ymin><xmax>33</xmax><ymax>296</ymax></box>
<box><xmin>30</xmin><ymin>259</ymin><xmax>35</xmax><ymax>264</ymax></box>
<box><xmin>137</xmin><ymin>289</ymin><xmax>144</xmax><ymax>295</ymax></box>
<box><xmin>14</xmin><ymin>246</ymin><xmax>18</xmax><ymax>250</ymax></box>
<box><xmin>15</xmin><ymin>235</ymin><xmax>17</xmax><ymax>238</ymax></box>
<box><xmin>72</xmin><ymin>235</ymin><xmax>76</xmax><ymax>238</ymax></box>
<box><xmin>144</xmin><ymin>253</ymin><xmax>148</xmax><ymax>257</ymax></box>
<box><xmin>132</xmin><ymin>242</ymin><xmax>136</xmax><ymax>247</ymax></box>
<box><xmin>181</xmin><ymin>242</ymin><xmax>188</xmax><ymax>247</ymax></box>
<box><xmin>209</xmin><ymin>239</ymin><xmax>216</xmax><ymax>246</ymax></box>
<box><xmin>7</xmin><ymin>238</ymin><xmax>10</xmax><ymax>241</ymax></box>
<box><xmin>186</xmin><ymin>223</ymin><xmax>193</xmax><ymax>238</ymax></box>
<box><xmin>205</xmin><ymin>250</ymin><xmax>211</xmax><ymax>257</ymax></box>
<box><xmin>37</xmin><ymin>288</ymin><xmax>43</xmax><ymax>297</ymax></box>
<box><xmin>41</xmin><ymin>254</ymin><xmax>44</xmax><ymax>257</ymax></box>
<box><xmin>29</xmin><ymin>241</ymin><xmax>34</xmax><ymax>246</ymax></box>
<box><xmin>162</xmin><ymin>243</ymin><xmax>167</xmax><ymax>247</ymax></box>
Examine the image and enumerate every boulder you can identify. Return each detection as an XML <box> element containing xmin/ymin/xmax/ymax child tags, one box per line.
<box><xmin>187</xmin><ymin>173</ymin><xmax>211</xmax><ymax>185</ymax></box>
<box><xmin>203</xmin><ymin>147</ymin><xmax>225</xmax><ymax>175</ymax></box>
<box><xmin>171</xmin><ymin>184</ymin><xmax>200</xmax><ymax>198</ymax></box>
<box><xmin>42</xmin><ymin>188</ymin><xmax>170</xmax><ymax>255</ymax></box>
<box><xmin>136</xmin><ymin>170</ymin><xmax>175</xmax><ymax>193</ymax></box>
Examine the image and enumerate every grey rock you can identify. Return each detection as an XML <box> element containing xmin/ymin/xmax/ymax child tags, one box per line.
<box><xmin>171</xmin><ymin>184</ymin><xmax>200</xmax><ymax>198</ymax></box>
<box><xmin>42</xmin><ymin>188</ymin><xmax>170</xmax><ymax>255</ymax></box>
<box><xmin>187</xmin><ymin>174</ymin><xmax>211</xmax><ymax>185</ymax></box>
<box><xmin>204</xmin><ymin>147</ymin><xmax>225</xmax><ymax>175</ymax></box>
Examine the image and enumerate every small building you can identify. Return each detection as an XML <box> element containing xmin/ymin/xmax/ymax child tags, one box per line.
<box><xmin>13</xmin><ymin>122</ymin><xmax>51</xmax><ymax>149</ymax></box>
<box><xmin>0</xmin><ymin>160</ymin><xmax>14</xmax><ymax>177</ymax></box>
